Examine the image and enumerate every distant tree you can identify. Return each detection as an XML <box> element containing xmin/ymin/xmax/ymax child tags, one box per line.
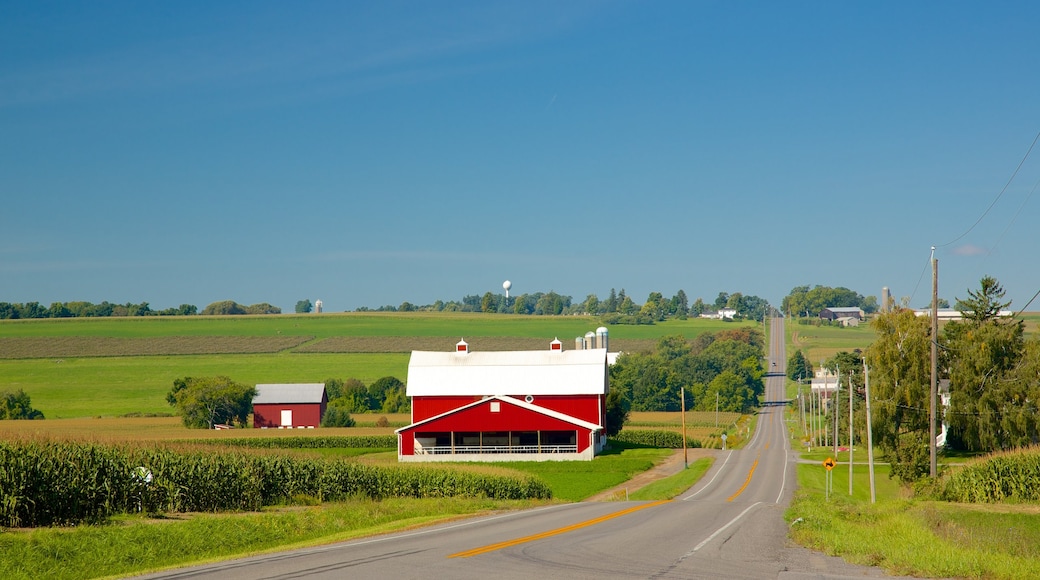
<box><xmin>320</xmin><ymin>404</ymin><xmax>356</xmax><ymax>427</ymax></box>
<box><xmin>714</xmin><ymin>292</ymin><xmax>730</xmax><ymax>310</ymax></box>
<box><xmin>604</xmin><ymin>288</ymin><xmax>618</xmax><ymax>313</ymax></box>
<box><xmin>605</xmin><ymin>388</ymin><xmax>629</xmax><ymax>436</ymax></box>
<box><xmin>245</xmin><ymin>303</ymin><xmax>281</xmax><ymax>315</ymax></box>
<box><xmin>399</xmin><ymin>301</ymin><xmax>416</xmax><ymax>312</ymax></box>
<box><xmin>47</xmin><ymin>302</ymin><xmax>72</xmax><ymax>318</ymax></box>
<box><xmin>324</xmin><ymin>378</ymin><xmax>344</xmax><ymax>400</ymax></box>
<box><xmin>640</xmin><ymin>292</ymin><xmax>667</xmax><ymax>321</ymax></box>
<box><xmin>0</xmin><ymin>302</ymin><xmax>16</xmax><ymax>319</ymax></box>
<box><xmin>368</xmin><ymin>376</ymin><xmax>404</xmax><ymax>410</ymax></box>
<box><xmin>513</xmin><ymin>294</ymin><xmax>531</xmax><ymax>315</ymax></box>
<box><xmin>202</xmin><ymin>300</ymin><xmax>246</xmax><ymax>315</ymax></box>
<box><xmin>689</xmin><ymin>298</ymin><xmax>706</xmax><ymax>317</ymax></box>
<box><xmin>0</xmin><ymin>389</ymin><xmax>44</xmax><ymax>420</ymax></box>
<box><xmin>582</xmin><ymin>294</ymin><xmax>600</xmax><ymax>315</ymax></box>
<box><xmin>535</xmin><ymin>291</ymin><xmax>569</xmax><ymax>315</ymax></box>
<box><xmin>338</xmin><ymin>379</ymin><xmax>373</xmax><ymax>413</ymax></box>
<box><xmin>380</xmin><ymin>380</ymin><xmax>410</xmax><ymax>413</ymax></box>
<box><xmin>954</xmin><ymin>275</ymin><xmax>1011</xmax><ymax>324</ymax></box>
<box><xmin>787</xmin><ymin>350</ymin><xmax>813</xmax><ymax>382</ymax></box>
<box><xmin>618</xmin><ymin>295</ymin><xmax>638</xmax><ymax>315</ymax></box>
<box><xmin>166</xmin><ymin>376</ymin><xmax>255</xmax><ymax>429</ymax></box>
<box><xmin>295</xmin><ymin>299</ymin><xmax>313</xmax><ymax>313</ymax></box>
<box><xmin>671</xmin><ymin>290</ymin><xmax>689</xmax><ymax>320</ymax></box>
<box><xmin>481</xmin><ymin>292</ymin><xmax>497</xmax><ymax>313</ymax></box>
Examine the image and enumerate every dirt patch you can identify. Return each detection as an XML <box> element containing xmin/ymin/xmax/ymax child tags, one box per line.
<box><xmin>586</xmin><ymin>448</ymin><xmax>718</xmax><ymax>501</ymax></box>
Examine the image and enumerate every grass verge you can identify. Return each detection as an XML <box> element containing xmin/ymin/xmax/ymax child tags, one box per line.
<box><xmin>0</xmin><ymin>497</ymin><xmax>541</xmax><ymax>580</ymax></box>
<box><xmin>786</xmin><ymin>462</ymin><xmax>1040</xmax><ymax>579</ymax></box>
<box><xmin>629</xmin><ymin>457</ymin><xmax>713</xmax><ymax>501</ymax></box>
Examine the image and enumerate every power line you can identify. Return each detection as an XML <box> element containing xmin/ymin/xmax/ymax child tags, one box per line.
<box><xmin>936</xmin><ymin>130</ymin><xmax>1040</xmax><ymax>249</ymax></box>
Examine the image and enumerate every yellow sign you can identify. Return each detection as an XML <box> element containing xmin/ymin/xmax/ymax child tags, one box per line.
<box><xmin>823</xmin><ymin>457</ymin><xmax>836</xmax><ymax>471</ymax></box>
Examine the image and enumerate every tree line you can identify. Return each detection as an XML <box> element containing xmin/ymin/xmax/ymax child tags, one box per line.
<box><xmin>0</xmin><ymin>300</ymin><xmax>282</xmax><ymax>319</ymax></box>
<box><xmin>360</xmin><ymin>288</ymin><xmax>774</xmax><ymax>324</ymax></box>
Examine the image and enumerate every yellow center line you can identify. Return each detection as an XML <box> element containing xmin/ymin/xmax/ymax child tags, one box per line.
<box><xmin>448</xmin><ymin>500</ymin><xmax>670</xmax><ymax>558</ymax></box>
<box><xmin>727</xmin><ymin>453</ymin><xmax>760</xmax><ymax>502</ymax></box>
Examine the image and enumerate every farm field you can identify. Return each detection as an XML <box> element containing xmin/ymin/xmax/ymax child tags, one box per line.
<box><xmin>0</xmin><ymin>311</ymin><xmax>749</xmax><ymax>340</ymax></box>
<box><xmin>0</xmin><ymin>313</ymin><xmax>756</xmax><ymax>419</ymax></box>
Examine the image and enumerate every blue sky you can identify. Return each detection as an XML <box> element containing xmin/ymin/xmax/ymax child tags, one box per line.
<box><xmin>3</xmin><ymin>1</ymin><xmax>1040</xmax><ymax>313</ymax></box>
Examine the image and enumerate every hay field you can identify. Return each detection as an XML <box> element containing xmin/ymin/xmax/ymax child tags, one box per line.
<box><xmin>0</xmin><ymin>313</ymin><xmax>755</xmax><ymax>419</ymax></box>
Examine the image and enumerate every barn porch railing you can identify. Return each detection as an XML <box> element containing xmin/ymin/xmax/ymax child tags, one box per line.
<box><xmin>414</xmin><ymin>444</ymin><xmax>578</xmax><ymax>455</ymax></box>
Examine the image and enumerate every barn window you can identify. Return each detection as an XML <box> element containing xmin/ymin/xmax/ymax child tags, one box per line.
<box><xmin>490</xmin><ymin>402</ymin><xmax>501</xmax><ymax>413</ymax></box>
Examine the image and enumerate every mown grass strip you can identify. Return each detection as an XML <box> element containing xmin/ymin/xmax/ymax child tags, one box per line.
<box><xmin>629</xmin><ymin>457</ymin><xmax>713</xmax><ymax>501</ymax></box>
<box><xmin>0</xmin><ymin>497</ymin><xmax>539</xmax><ymax>580</ymax></box>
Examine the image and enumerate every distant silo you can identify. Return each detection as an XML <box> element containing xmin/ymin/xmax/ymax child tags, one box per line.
<box><xmin>596</xmin><ymin>326</ymin><xmax>609</xmax><ymax>351</ymax></box>
<box><xmin>585</xmin><ymin>331</ymin><xmax>596</xmax><ymax>350</ymax></box>
<box><xmin>314</xmin><ymin>299</ymin><xmax>323</xmax><ymax>314</ymax></box>
<box><xmin>575</xmin><ymin>336</ymin><xmax>585</xmax><ymax>350</ymax></box>
<box><xmin>881</xmin><ymin>287</ymin><xmax>891</xmax><ymax>313</ymax></box>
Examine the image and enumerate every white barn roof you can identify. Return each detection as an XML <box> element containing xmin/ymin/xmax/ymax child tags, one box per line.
<box><xmin>254</xmin><ymin>383</ymin><xmax>326</xmax><ymax>404</ymax></box>
<box><xmin>407</xmin><ymin>348</ymin><xmax>608</xmax><ymax>397</ymax></box>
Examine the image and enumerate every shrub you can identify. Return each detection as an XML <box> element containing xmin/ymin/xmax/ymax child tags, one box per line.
<box><xmin>321</xmin><ymin>406</ymin><xmax>356</xmax><ymax>428</ymax></box>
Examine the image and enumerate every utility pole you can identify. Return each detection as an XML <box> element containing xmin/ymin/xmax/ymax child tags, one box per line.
<box><xmin>681</xmin><ymin>387</ymin><xmax>688</xmax><ymax>469</ymax></box>
<box><xmin>865</xmin><ymin>362</ymin><xmax>876</xmax><ymax>503</ymax></box>
<box><xmin>849</xmin><ymin>374</ymin><xmax>854</xmax><ymax>495</ymax></box>
<box><xmin>930</xmin><ymin>246</ymin><xmax>938</xmax><ymax>478</ymax></box>
<box><xmin>833</xmin><ymin>367</ymin><xmax>840</xmax><ymax>458</ymax></box>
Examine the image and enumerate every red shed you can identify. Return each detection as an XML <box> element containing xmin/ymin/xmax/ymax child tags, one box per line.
<box><xmin>396</xmin><ymin>339</ymin><xmax>609</xmax><ymax>462</ymax></box>
<box><xmin>253</xmin><ymin>383</ymin><xmax>327</xmax><ymax>428</ymax></box>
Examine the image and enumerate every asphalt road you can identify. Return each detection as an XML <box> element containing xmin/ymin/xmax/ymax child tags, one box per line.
<box><xmin>135</xmin><ymin>318</ymin><xmax>895</xmax><ymax>579</ymax></box>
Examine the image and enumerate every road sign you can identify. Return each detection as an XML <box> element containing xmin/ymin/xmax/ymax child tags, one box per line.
<box><xmin>823</xmin><ymin>457</ymin><xmax>835</xmax><ymax>471</ymax></box>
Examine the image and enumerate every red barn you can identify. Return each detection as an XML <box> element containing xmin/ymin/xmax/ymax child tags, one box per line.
<box><xmin>396</xmin><ymin>339</ymin><xmax>609</xmax><ymax>462</ymax></box>
<box><xmin>253</xmin><ymin>383</ymin><xmax>327</xmax><ymax>428</ymax></box>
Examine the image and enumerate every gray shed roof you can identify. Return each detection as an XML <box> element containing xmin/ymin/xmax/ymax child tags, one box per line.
<box><xmin>254</xmin><ymin>383</ymin><xmax>326</xmax><ymax>404</ymax></box>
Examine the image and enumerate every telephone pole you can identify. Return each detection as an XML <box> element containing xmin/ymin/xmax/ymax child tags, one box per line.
<box><xmin>930</xmin><ymin>247</ymin><xmax>938</xmax><ymax>478</ymax></box>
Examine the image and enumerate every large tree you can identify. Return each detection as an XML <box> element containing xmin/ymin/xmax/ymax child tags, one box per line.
<box><xmin>166</xmin><ymin>376</ymin><xmax>255</xmax><ymax>429</ymax></box>
<box><xmin>864</xmin><ymin>309</ymin><xmax>932</xmax><ymax>481</ymax></box>
<box><xmin>943</xmin><ymin>276</ymin><xmax>1032</xmax><ymax>451</ymax></box>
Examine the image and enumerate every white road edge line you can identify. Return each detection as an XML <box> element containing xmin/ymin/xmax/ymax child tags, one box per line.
<box><xmin>687</xmin><ymin>501</ymin><xmax>762</xmax><ymax>554</ymax></box>
<box><xmin>681</xmin><ymin>450</ymin><xmax>733</xmax><ymax>501</ymax></box>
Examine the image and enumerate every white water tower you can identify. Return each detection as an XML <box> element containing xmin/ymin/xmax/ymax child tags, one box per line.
<box><xmin>503</xmin><ymin>280</ymin><xmax>511</xmax><ymax>299</ymax></box>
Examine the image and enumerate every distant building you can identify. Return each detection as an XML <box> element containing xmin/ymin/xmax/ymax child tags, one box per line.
<box><xmin>700</xmin><ymin>307</ymin><xmax>737</xmax><ymax>320</ymax></box>
<box><xmin>253</xmin><ymin>383</ymin><xmax>328</xmax><ymax>428</ymax></box>
<box><xmin>820</xmin><ymin>307</ymin><xmax>864</xmax><ymax>321</ymax></box>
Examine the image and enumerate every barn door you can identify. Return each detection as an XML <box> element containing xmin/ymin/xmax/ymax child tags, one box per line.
<box><xmin>280</xmin><ymin>409</ymin><xmax>293</xmax><ymax>427</ymax></box>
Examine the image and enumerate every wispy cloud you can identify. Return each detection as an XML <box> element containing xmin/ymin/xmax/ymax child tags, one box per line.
<box><xmin>952</xmin><ymin>244</ymin><xmax>987</xmax><ymax>256</ymax></box>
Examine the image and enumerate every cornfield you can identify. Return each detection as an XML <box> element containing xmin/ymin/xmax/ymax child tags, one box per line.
<box><xmin>610</xmin><ymin>430</ymin><xmax>701</xmax><ymax>449</ymax></box>
<box><xmin>0</xmin><ymin>440</ymin><xmax>551</xmax><ymax>528</ymax></box>
<box><xmin>938</xmin><ymin>447</ymin><xmax>1040</xmax><ymax>503</ymax></box>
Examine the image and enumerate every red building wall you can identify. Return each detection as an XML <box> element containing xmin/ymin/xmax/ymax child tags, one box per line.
<box><xmin>412</xmin><ymin>394</ymin><xmax>603</xmax><ymax>425</ymax></box>
<box><xmin>253</xmin><ymin>403</ymin><xmax>324</xmax><ymax>428</ymax></box>
<box><xmin>400</xmin><ymin>398</ymin><xmax>594</xmax><ymax>455</ymax></box>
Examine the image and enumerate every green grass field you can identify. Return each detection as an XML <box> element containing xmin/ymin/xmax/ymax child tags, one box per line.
<box><xmin>0</xmin><ymin>313</ymin><xmax>756</xmax><ymax>419</ymax></box>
